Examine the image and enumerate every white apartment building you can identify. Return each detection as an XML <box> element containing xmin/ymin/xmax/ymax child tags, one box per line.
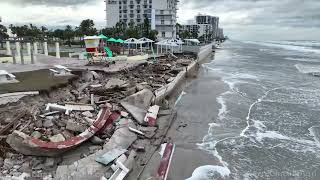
<box><xmin>105</xmin><ymin>0</ymin><xmax>178</xmax><ymax>40</ymax></box>
<box><xmin>178</xmin><ymin>14</ymin><xmax>222</xmax><ymax>41</ymax></box>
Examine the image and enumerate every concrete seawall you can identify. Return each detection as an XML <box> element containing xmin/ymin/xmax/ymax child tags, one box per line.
<box><xmin>154</xmin><ymin>43</ymin><xmax>214</xmax><ymax>104</ymax></box>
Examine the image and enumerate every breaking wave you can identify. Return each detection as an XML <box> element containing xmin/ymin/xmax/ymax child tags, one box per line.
<box><xmin>295</xmin><ymin>64</ymin><xmax>320</xmax><ymax>74</ymax></box>
<box><xmin>244</xmin><ymin>41</ymin><xmax>320</xmax><ymax>54</ymax></box>
<box><xmin>186</xmin><ymin>165</ymin><xmax>231</xmax><ymax>180</ymax></box>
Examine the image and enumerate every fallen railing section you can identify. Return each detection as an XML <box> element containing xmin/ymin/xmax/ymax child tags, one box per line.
<box><xmin>6</xmin><ymin>107</ymin><xmax>116</xmax><ymax>157</ymax></box>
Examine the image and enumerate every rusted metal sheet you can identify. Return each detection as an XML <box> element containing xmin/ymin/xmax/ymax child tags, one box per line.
<box><xmin>6</xmin><ymin>107</ymin><xmax>113</xmax><ymax>157</ymax></box>
<box><xmin>157</xmin><ymin>143</ymin><xmax>175</xmax><ymax>180</ymax></box>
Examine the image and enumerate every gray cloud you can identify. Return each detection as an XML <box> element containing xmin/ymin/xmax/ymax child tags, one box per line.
<box><xmin>0</xmin><ymin>0</ymin><xmax>99</xmax><ymax>6</ymax></box>
<box><xmin>180</xmin><ymin>0</ymin><xmax>320</xmax><ymax>28</ymax></box>
<box><xmin>0</xmin><ymin>0</ymin><xmax>319</xmax><ymax>40</ymax></box>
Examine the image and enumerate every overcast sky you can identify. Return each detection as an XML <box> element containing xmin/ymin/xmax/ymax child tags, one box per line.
<box><xmin>0</xmin><ymin>0</ymin><xmax>319</xmax><ymax>40</ymax></box>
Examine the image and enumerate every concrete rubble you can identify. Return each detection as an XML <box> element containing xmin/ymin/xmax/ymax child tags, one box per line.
<box><xmin>0</xmin><ymin>53</ymin><xmax>197</xmax><ymax>179</ymax></box>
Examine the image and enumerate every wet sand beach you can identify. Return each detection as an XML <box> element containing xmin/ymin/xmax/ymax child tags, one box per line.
<box><xmin>166</xmin><ymin>56</ymin><xmax>229</xmax><ymax>179</ymax></box>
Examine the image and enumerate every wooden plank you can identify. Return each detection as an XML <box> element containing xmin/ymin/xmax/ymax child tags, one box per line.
<box><xmin>0</xmin><ymin>111</ymin><xmax>27</xmax><ymax>135</ymax></box>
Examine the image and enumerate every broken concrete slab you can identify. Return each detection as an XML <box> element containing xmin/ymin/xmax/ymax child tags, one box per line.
<box><xmin>49</xmin><ymin>134</ymin><xmax>66</xmax><ymax>142</ymax></box>
<box><xmin>82</xmin><ymin>111</ymin><xmax>93</xmax><ymax>118</ymax></box>
<box><xmin>105</xmin><ymin>78</ymin><xmax>127</xmax><ymax>90</ymax></box>
<box><xmin>31</xmin><ymin>131</ymin><xmax>42</xmax><ymax>139</ymax></box>
<box><xmin>55</xmin><ymin>119</ymin><xmax>137</xmax><ymax>180</ymax></box>
<box><xmin>43</xmin><ymin>119</ymin><xmax>54</xmax><ymax>128</ymax></box>
<box><xmin>0</xmin><ymin>91</ymin><xmax>39</xmax><ymax>106</ymax></box>
<box><xmin>158</xmin><ymin>110</ymin><xmax>172</xmax><ymax>116</ymax></box>
<box><xmin>120</xmin><ymin>111</ymin><xmax>129</xmax><ymax>118</ymax></box>
<box><xmin>90</xmin><ymin>71</ymin><xmax>101</xmax><ymax>80</ymax></box>
<box><xmin>120</xmin><ymin>102</ymin><xmax>146</xmax><ymax>124</ymax></box>
<box><xmin>121</xmin><ymin>89</ymin><xmax>154</xmax><ymax>109</ymax></box>
<box><xmin>95</xmin><ymin>148</ymin><xmax>127</xmax><ymax>166</ymax></box>
<box><xmin>90</xmin><ymin>136</ymin><xmax>104</xmax><ymax>145</ymax></box>
<box><xmin>144</xmin><ymin>105</ymin><xmax>160</xmax><ymax>126</ymax></box>
<box><xmin>66</xmin><ymin>119</ymin><xmax>87</xmax><ymax>133</ymax></box>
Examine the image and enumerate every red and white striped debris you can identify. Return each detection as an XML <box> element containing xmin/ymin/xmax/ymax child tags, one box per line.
<box><xmin>144</xmin><ymin>105</ymin><xmax>160</xmax><ymax>126</ymax></box>
<box><xmin>157</xmin><ymin>143</ymin><xmax>175</xmax><ymax>180</ymax></box>
<box><xmin>6</xmin><ymin>107</ymin><xmax>114</xmax><ymax>157</ymax></box>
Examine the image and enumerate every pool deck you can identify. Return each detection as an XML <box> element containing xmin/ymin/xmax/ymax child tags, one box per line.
<box><xmin>0</xmin><ymin>54</ymin><xmax>146</xmax><ymax>74</ymax></box>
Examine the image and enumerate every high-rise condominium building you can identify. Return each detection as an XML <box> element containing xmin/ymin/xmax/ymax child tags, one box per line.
<box><xmin>195</xmin><ymin>14</ymin><xmax>219</xmax><ymax>39</ymax></box>
<box><xmin>105</xmin><ymin>0</ymin><xmax>178</xmax><ymax>40</ymax></box>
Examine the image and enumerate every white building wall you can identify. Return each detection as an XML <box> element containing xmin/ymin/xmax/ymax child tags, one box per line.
<box><xmin>105</xmin><ymin>0</ymin><xmax>178</xmax><ymax>40</ymax></box>
<box><xmin>106</xmin><ymin>0</ymin><xmax>120</xmax><ymax>28</ymax></box>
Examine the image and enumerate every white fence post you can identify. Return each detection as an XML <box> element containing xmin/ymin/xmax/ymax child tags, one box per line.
<box><xmin>33</xmin><ymin>42</ymin><xmax>38</xmax><ymax>55</ymax></box>
<box><xmin>15</xmin><ymin>42</ymin><xmax>21</xmax><ymax>58</ymax></box>
<box><xmin>44</xmin><ymin>41</ymin><xmax>48</xmax><ymax>56</ymax></box>
<box><xmin>27</xmin><ymin>43</ymin><xmax>31</xmax><ymax>56</ymax></box>
<box><xmin>55</xmin><ymin>42</ymin><xmax>60</xmax><ymax>58</ymax></box>
<box><xmin>6</xmin><ymin>41</ymin><xmax>11</xmax><ymax>55</ymax></box>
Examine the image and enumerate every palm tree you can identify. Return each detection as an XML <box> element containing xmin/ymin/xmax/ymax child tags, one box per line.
<box><xmin>0</xmin><ymin>24</ymin><xmax>8</xmax><ymax>48</ymax></box>
<box><xmin>64</xmin><ymin>25</ymin><xmax>74</xmax><ymax>47</ymax></box>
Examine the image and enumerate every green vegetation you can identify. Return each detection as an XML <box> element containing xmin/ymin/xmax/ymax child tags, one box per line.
<box><xmin>3</xmin><ymin>18</ymin><xmax>158</xmax><ymax>48</ymax></box>
<box><xmin>0</xmin><ymin>23</ymin><xmax>9</xmax><ymax>48</ymax></box>
<box><xmin>101</xmin><ymin>18</ymin><xmax>158</xmax><ymax>41</ymax></box>
<box><xmin>176</xmin><ymin>23</ymin><xmax>199</xmax><ymax>39</ymax></box>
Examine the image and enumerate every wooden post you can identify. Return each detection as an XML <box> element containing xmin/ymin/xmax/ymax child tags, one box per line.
<box><xmin>55</xmin><ymin>42</ymin><xmax>60</xmax><ymax>58</ymax></box>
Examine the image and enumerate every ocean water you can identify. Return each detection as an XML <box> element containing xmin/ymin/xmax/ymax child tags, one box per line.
<box><xmin>197</xmin><ymin>40</ymin><xmax>320</xmax><ymax>180</ymax></box>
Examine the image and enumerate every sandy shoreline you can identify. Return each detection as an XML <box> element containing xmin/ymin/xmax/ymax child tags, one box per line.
<box><xmin>165</xmin><ymin>56</ymin><xmax>229</xmax><ymax>179</ymax></box>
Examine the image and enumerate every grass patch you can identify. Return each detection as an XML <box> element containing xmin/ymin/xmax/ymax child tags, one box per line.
<box><xmin>0</xmin><ymin>54</ymin><xmax>11</xmax><ymax>57</ymax></box>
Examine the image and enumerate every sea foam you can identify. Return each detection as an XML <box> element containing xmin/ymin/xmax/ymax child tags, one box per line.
<box><xmin>186</xmin><ymin>165</ymin><xmax>231</xmax><ymax>180</ymax></box>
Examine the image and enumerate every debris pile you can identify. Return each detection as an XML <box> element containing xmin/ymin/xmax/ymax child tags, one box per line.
<box><xmin>0</xmin><ymin>54</ymin><xmax>196</xmax><ymax>179</ymax></box>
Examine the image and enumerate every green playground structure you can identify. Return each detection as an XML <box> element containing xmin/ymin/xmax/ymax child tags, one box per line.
<box><xmin>104</xmin><ymin>47</ymin><xmax>113</xmax><ymax>57</ymax></box>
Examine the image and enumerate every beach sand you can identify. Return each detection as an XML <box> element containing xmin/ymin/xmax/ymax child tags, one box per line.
<box><xmin>165</xmin><ymin>57</ymin><xmax>229</xmax><ymax>179</ymax></box>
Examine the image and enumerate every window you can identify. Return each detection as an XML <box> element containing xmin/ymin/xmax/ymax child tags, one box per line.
<box><xmin>161</xmin><ymin>20</ymin><xmax>164</xmax><ymax>25</ymax></box>
<box><xmin>162</xmin><ymin>32</ymin><xmax>165</xmax><ymax>37</ymax></box>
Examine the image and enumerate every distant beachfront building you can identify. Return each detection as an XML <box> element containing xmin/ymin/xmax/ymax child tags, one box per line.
<box><xmin>217</xmin><ymin>28</ymin><xmax>224</xmax><ymax>39</ymax></box>
<box><xmin>105</xmin><ymin>0</ymin><xmax>178</xmax><ymax>40</ymax></box>
<box><xmin>178</xmin><ymin>14</ymin><xmax>223</xmax><ymax>41</ymax></box>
